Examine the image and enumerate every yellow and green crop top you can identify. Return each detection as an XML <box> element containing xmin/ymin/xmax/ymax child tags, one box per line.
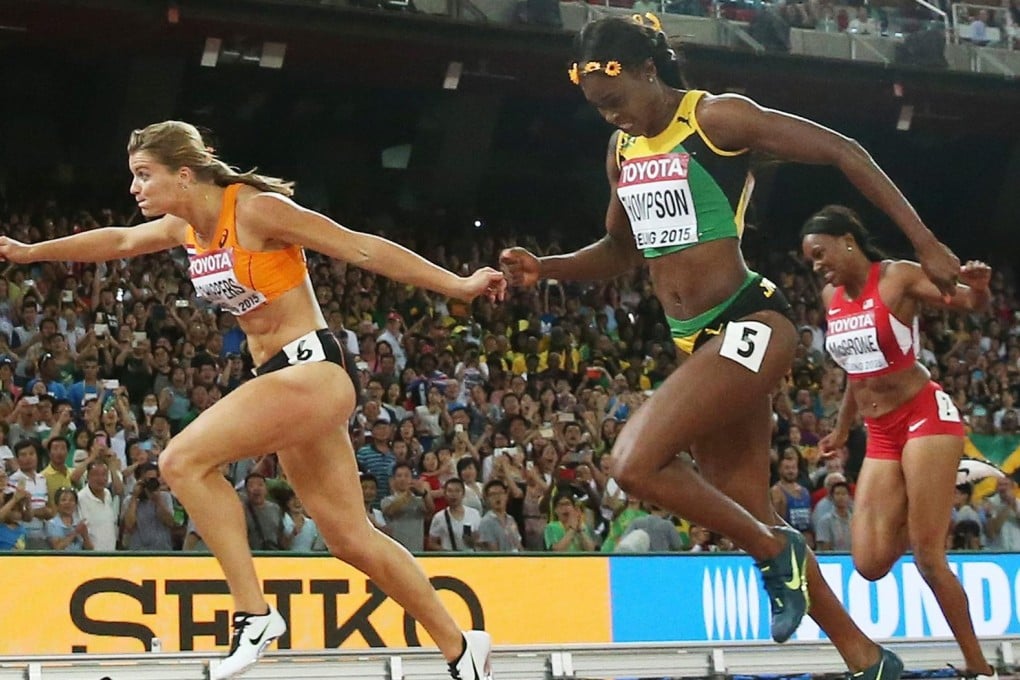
<box><xmin>615</xmin><ymin>90</ymin><xmax>754</xmax><ymax>259</ymax></box>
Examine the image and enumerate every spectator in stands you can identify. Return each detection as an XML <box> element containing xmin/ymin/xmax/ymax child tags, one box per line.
<box><xmin>814</xmin><ymin>480</ymin><xmax>853</xmax><ymax>551</ymax></box>
<box><xmin>68</xmin><ymin>358</ymin><xmax>103</xmax><ymax>415</ymax></box>
<box><xmin>46</xmin><ymin>488</ymin><xmax>93</xmax><ymax>551</ymax></box>
<box><xmin>382</xmin><ymin>463</ymin><xmax>434</xmax><ymax>553</ymax></box>
<box><xmin>70</xmin><ymin>431</ymin><xmax>126</xmax><ymax>498</ymax></box>
<box><xmin>545</xmin><ymin>488</ymin><xmax>598</xmax><ymax>552</ymax></box>
<box><xmin>458</xmin><ymin>456</ymin><xmax>485</xmax><ymax>513</ymax></box>
<box><xmin>122</xmin><ymin>462</ymin><xmax>174</xmax><ymax>551</ymax></box>
<box><xmin>601</xmin><ymin>494</ymin><xmax>648</xmax><ymax>552</ymax></box>
<box><xmin>771</xmin><ymin>451</ymin><xmax>815</xmax><ymax>544</ymax></box>
<box><xmin>77</xmin><ymin>460</ymin><xmax>120</xmax><ymax>551</ymax></box>
<box><xmin>356</xmin><ymin>419</ymin><xmax>397</xmax><ymax>508</ymax></box>
<box><xmin>617</xmin><ymin>502</ymin><xmax>684</xmax><ymax>552</ymax></box>
<box><xmin>0</xmin><ymin>488</ymin><xmax>29</xmax><ymax>550</ymax></box>
<box><xmin>41</xmin><ymin>437</ymin><xmax>73</xmax><ymax>503</ymax></box>
<box><xmin>278</xmin><ymin>488</ymin><xmax>321</xmax><ymax>552</ymax></box>
<box><xmin>984</xmin><ymin>475</ymin><xmax>1020</xmax><ymax>550</ymax></box>
<box><xmin>952</xmin><ymin>519</ymin><xmax>983</xmax><ymax>550</ymax></box>
<box><xmin>241</xmin><ymin>472</ymin><xmax>283</xmax><ymax>551</ymax></box>
<box><xmin>26</xmin><ymin>352</ymin><xmax>69</xmax><ymax>400</ymax></box>
<box><xmin>7</xmin><ymin>395</ymin><xmax>40</xmax><ymax>447</ymax></box>
<box><xmin>950</xmin><ymin>481</ymin><xmax>984</xmax><ymax>542</ymax></box>
<box><xmin>7</xmin><ymin>438</ymin><xmax>53</xmax><ymax>549</ymax></box>
<box><xmin>360</xmin><ymin>473</ymin><xmax>388</xmax><ymax>532</ymax></box>
<box><xmin>476</xmin><ymin>479</ymin><xmax>524</xmax><ymax>552</ymax></box>
<box><xmin>428</xmin><ymin>477</ymin><xmax>481</xmax><ymax>552</ymax></box>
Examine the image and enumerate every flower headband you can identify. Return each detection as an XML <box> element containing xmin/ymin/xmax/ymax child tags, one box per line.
<box><xmin>567</xmin><ymin>60</ymin><xmax>622</xmax><ymax>85</ymax></box>
<box><xmin>567</xmin><ymin>13</ymin><xmax>664</xmax><ymax>85</ymax></box>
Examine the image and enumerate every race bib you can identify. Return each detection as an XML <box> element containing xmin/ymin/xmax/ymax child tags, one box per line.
<box><xmin>188</xmin><ymin>248</ymin><xmax>267</xmax><ymax>316</ymax></box>
<box><xmin>825</xmin><ymin>312</ymin><xmax>889</xmax><ymax>374</ymax></box>
<box><xmin>617</xmin><ymin>153</ymin><xmax>699</xmax><ymax>250</ymax></box>
<box><xmin>282</xmin><ymin>331</ymin><xmax>328</xmax><ymax>366</ymax></box>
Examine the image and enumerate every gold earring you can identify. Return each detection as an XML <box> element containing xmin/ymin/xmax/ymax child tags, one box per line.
<box><xmin>847</xmin><ymin>246</ymin><xmax>853</xmax><ymax>251</ymax></box>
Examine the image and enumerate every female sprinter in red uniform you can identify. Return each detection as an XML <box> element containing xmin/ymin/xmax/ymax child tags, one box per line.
<box><xmin>803</xmin><ymin>205</ymin><xmax>996</xmax><ymax>680</ymax></box>
<box><xmin>0</xmin><ymin>121</ymin><xmax>499</xmax><ymax>680</ymax></box>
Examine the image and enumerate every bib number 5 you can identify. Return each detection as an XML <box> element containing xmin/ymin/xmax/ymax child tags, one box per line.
<box><xmin>719</xmin><ymin>321</ymin><xmax>772</xmax><ymax>373</ymax></box>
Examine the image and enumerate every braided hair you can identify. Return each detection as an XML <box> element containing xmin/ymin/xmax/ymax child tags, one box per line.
<box><xmin>574</xmin><ymin>16</ymin><xmax>684</xmax><ymax>88</ymax></box>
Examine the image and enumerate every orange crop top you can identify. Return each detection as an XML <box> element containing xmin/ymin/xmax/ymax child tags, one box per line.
<box><xmin>183</xmin><ymin>184</ymin><xmax>307</xmax><ymax>316</ymax></box>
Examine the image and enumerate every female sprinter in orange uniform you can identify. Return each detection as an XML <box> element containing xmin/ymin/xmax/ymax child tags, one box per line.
<box><xmin>0</xmin><ymin>121</ymin><xmax>498</xmax><ymax>680</ymax></box>
<box><xmin>804</xmin><ymin>205</ymin><xmax>997</xmax><ymax>680</ymax></box>
<box><xmin>500</xmin><ymin>14</ymin><xmax>960</xmax><ymax>678</ymax></box>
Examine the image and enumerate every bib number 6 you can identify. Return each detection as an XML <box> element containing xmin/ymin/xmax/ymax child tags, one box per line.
<box><xmin>719</xmin><ymin>320</ymin><xmax>772</xmax><ymax>373</ymax></box>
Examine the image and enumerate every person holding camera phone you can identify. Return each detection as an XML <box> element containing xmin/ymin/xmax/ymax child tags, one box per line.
<box><xmin>0</xmin><ymin>120</ymin><xmax>500</xmax><ymax>679</ymax></box>
<box><xmin>428</xmin><ymin>477</ymin><xmax>481</xmax><ymax>552</ymax></box>
<box><xmin>122</xmin><ymin>461</ymin><xmax>174</xmax><ymax>551</ymax></box>
<box><xmin>71</xmin><ymin>431</ymin><xmax>126</xmax><ymax>497</ymax></box>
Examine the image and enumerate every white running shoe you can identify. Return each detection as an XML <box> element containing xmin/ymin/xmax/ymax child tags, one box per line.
<box><xmin>448</xmin><ymin>630</ymin><xmax>493</xmax><ymax>680</ymax></box>
<box><xmin>951</xmin><ymin>664</ymin><xmax>999</xmax><ymax>680</ymax></box>
<box><xmin>210</xmin><ymin>606</ymin><xmax>287</xmax><ymax>680</ymax></box>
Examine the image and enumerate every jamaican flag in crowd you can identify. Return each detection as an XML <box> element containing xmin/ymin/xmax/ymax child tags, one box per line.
<box><xmin>963</xmin><ymin>433</ymin><xmax>1020</xmax><ymax>497</ymax></box>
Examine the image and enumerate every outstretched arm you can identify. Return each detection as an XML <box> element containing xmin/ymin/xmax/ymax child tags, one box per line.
<box><xmin>501</xmin><ymin>131</ymin><xmax>644</xmax><ymax>287</ymax></box>
<box><xmin>901</xmin><ymin>260</ymin><xmax>991</xmax><ymax>313</ymax></box>
<box><xmin>696</xmin><ymin>94</ymin><xmax>960</xmax><ymax>297</ymax></box>
<box><xmin>0</xmin><ymin>216</ymin><xmax>186</xmax><ymax>264</ymax></box>
<box><xmin>240</xmin><ymin>194</ymin><xmax>503</xmax><ymax>302</ymax></box>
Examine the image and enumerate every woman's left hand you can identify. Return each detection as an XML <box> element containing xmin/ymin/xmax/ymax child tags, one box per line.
<box><xmin>959</xmin><ymin>260</ymin><xmax>991</xmax><ymax>292</ymax></box>
<box><xmin>456</xmin><ymin>267</ymin><xmax>506</xmax><ymax>303</ymax></box>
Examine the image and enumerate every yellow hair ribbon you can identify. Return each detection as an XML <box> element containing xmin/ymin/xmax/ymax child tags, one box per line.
<box><xmin>632</xmin><ymin>12</ymin><xmax>663</xmax><ymax>32</ymax></box>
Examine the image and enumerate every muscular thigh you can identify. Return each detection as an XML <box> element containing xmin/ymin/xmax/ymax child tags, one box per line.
<box><xmin>852</xmin><ymin>458</ymin><xmax>907</xmax><ymax>562</ymax></box>
<box><xmin>692</xmin><ymin>393</ymin><xmax>776</xmax><ymax>522</ymax></box>
<box><xmin>616</xmin><ymin>311</ymin><xmax>796</xmax><ymax>472</ymax></box>
<box><xmin>169</xmin><ymin>362</ymin><xmax>354</xmax><ymax>469</ymax></box>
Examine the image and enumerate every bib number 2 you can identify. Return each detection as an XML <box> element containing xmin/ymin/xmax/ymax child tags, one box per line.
<box><xmin>719</xmin><ymin>321</ymin><xmax>772</xmax><ymax>373</ymax></box>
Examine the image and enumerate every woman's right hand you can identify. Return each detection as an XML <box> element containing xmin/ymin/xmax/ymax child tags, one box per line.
<box><xmin>818</xmin><ymin>430</ymin><xmax>848</xmax><ymax>458</ymax></box>
<box><xmin>499</xmin><ymin>247</ymin><xmax>541</xmax><ymax>288</ymax></box>
<box><xmin>0</xmin><ymin>237</ymin><xmax>33</xmax><ymax>264</ymax></box>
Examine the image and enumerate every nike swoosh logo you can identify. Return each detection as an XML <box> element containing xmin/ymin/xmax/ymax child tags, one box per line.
<box><xmin>829</xmin><ymin>308</ymin><xmax>841</xmax><ymax>314</ymax></box>
<box><xmin>783</xmin><ymin>542</ymin><xmax>802</xmax><ymax>591</ymax></box>
<box><xmin>248</xmin><ymin>619</ymin><xmax>272</xmax><ymax>646</ymax></box>
<box><xmin>854</xmin><ymin>657</ymin><xmax>884</xmax><ymax>679</ymax></box>
<box><xmin>908</xmin><ymin>419</ymin><xmax>927</xmax><ymax>432</ymax></box>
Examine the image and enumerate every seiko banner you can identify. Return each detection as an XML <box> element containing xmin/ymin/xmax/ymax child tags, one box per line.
<box><xmin>1</xmin><ymin>553</ymin><xmax>1017</xmax><ymax>653</ymax></box>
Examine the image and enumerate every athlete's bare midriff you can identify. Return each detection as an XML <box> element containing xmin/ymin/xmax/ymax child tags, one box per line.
<box><xmin>849</xmin><ymin>362</ymin><xmax>932</xmax><ymax>419</ymax></box>
<box><xmin>648</xmin><ymin>237</ymin><xmax>749</xmax><ymax>320</ymax></box>
<box><xmin>233</xmin><ymin>276</ymin><xmax>328</xmax><ymax>366</ymax></box>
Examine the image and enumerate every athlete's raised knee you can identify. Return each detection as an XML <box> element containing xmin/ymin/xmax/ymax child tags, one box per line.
<box><xmin>854</xmin><ymin>556</ymin><xmax>894</xmax><ymax>582</ymax></box>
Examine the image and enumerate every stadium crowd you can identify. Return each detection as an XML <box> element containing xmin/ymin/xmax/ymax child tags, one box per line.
<box><xmin>1</xmin><ymin>204</ymin><xmax>1019</xmax><ymax>554</ymax></box>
